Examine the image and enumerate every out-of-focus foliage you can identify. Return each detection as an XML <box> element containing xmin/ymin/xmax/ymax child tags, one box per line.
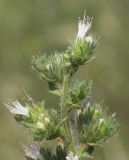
<box><xmin>0</xmin><ymin>0</ymin><xmax>129</xmax><ymax>160</ymax></box>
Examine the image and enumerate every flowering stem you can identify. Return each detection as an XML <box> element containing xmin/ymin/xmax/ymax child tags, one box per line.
<box><xmin>68</xmin><ymin>110</ymin><xmax>80</xmax><ymax>151</ymax></box>
<box><xmin>60</xmin><ymin>74</ymin><xmax>75</xmax><ymax>151</ymax></box>
<box><xmin>5</xmin><ymin>13</ymin><xmax>120</xmax><ymax>160</ymax></box>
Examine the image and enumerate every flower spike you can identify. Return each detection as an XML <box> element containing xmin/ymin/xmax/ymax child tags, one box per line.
<box><xmin>5</xmin><ymin>12</ymin><xmax>119</xmax><ymax>160</ymax></box>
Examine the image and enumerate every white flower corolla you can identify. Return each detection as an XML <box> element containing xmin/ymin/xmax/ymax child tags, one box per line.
<box><xmin>5</xmin><ymin>100</ymin><xmax>29</xmax><ymax>116</ymax></box>
<box><xmin>21</xmin><ymin>143</ymin><xmax>43</xmax><ymax>160</ymax></box>
<box><xmin>85</xmin><ymin>35</ymin><xmax>93</xmax><ymax>45</ymax></box>
<box><xmin>77</xmin><ymin>15</ymin><xmax>92</xmax><ymax>40</ymax></box>
<box><xmin>66</xmin><ymin>152</ymin><xmax>79</xmax><ymax>160</ymax></box>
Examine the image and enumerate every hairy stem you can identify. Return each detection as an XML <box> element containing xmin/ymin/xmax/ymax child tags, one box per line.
<box><xmin>60</xmin><ymin>75</ymin><xmax>75</xmax><ymax>151</ymax></box>
<box><xmin>68</xmin><ymin>109</ymin><xmax>80</xmax><ymax>150</ymax></box>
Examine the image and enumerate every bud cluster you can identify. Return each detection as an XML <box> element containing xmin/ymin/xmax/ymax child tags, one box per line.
<box><xmin>77</xmin><ymin>103</ymin><xmax>119</xmax><ymax>148</ymax></box>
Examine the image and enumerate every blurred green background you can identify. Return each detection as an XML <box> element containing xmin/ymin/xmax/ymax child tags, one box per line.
<box><xmin>0</xmin><ymin>0</ymin><xmax>129</xmax><ymax>159</ymax></box>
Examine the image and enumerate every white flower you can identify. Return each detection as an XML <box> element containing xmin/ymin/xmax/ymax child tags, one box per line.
<box><xmin>85</xmin><ymin>35</ymin><xmax>93</xmax><ymax>45</ymax></box>
<box><xmin>21</xmin><ymin>143</ymin><xmax>43</xmax><ymax>160</ymax></box>
<box><xmin>77</xmin><ymin>15</ymin><xmax>92</xmax><ymax>40</ymax></box>
<box><xmin>5</xmin><ymin>100</ymin><xmax>29</xmax><ymax>116</ymax></box>
<box><xmin>66</xmin><ymin>152</ymin><xmax>79</xmax><ymax>160</ymax></box>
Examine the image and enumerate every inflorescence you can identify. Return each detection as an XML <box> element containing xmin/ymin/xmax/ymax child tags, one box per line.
<box><xmin>5</xmin><ymin>13</ymin><xmax>119</xmax><ymax>160</ymax></box>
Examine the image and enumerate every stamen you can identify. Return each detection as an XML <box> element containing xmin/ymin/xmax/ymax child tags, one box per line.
<box><xmin>76</xmin><ymin>13</ymin><xmax>92</xmax><ymax>40</ymax></box>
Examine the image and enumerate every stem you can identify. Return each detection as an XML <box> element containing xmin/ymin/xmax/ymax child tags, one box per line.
<box><xmin>60</xmin><ymin>75</ymin><xmax>75</xmax><ymax>151</ymax></box>
<box><xmin>68</xmin><ymin>110</ymin><xmax>80</xmax><ymax>150</ymax></box>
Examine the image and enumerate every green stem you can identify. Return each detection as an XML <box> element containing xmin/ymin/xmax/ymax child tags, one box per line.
<box><xmin>68</xmin><ymin>110</ymin><xmax>80</xmax><ymax>150</ymax></box>
<box><xmin>60</xmin><ymin>75</ymin><xmax>75</xmax><ymax>151</ymax></box>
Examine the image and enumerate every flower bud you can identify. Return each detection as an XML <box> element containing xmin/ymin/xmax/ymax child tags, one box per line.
<box><xmin>85</xmin><ymin>36</ymin><xmax>93</xmax><ymax>46</ymax></box>
<box><xmin>98</xmin><ymin>118</ymin><xmax>105</xmax><ymax>127</ymax></box>
<box><xmin>36</xmin><ymin>122</ymin><xmax>45</xmax><ymax>129</ymax></box>
<box><xmin>44</xmin><ymin>117</ymin><xmax>50</xmax><ymax>123</ymax></box>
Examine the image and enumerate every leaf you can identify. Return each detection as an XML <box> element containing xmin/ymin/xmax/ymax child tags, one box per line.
<box><xmin>56</xmin><ymin>116</ymin><xmax>68</xmax><ymax>130</ymax></box>
<box><xmin>49</xmin><ymin>89</ymin><xmax>61</xmax><ymax>96</ymax></box>
<box><xmin>87</xmin><ymin>143</ymin><xmax>102</xmax><ymax>148</ymax></box>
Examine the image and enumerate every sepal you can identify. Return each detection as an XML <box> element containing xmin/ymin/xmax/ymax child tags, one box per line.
<box><xmin>77</xmin><ymin>103</ymin><xmax>119</xmax><ymax>145</ymax></box>
<box><xmin>31</xmin><ymin>53</ymin><xmax>71</xmax><ymax>84</ymax></box>
<box><xmin>68</xmin><ymin>80</ymin><xmax>92</xmax><ymax>104</ymax></box>
<box><xmin>16</xmin><ymin>101</ymin><xmax>62</xmax><ymax>141</ymax></box>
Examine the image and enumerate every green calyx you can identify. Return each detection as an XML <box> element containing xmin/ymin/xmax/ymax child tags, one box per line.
<box><xmin>64</xmin><ymin>39</ymin><xmax>96</xmax><ymax>67</ymax></box>
<box><xmin>16</xmin><ymin>101</ymin><xmax>62</xmax><ymax>141</ymax></box>
<box><xmin>31</xmin><ymin>53</ymin><xmax>71</xmax><ymax>84</ymax></box>
<box><xmin>77</xmin><ymin>103</ymin><xmax>119</xmax><ymax>145</ymax></box>
<box><xmin>31</xmin><ymin>38</ymin><xmax>98</xmax><ymax>90</ymax></box>
<box><xmin>68</xmin><ymin>80</ymin><xmax>92</xmax><ymax>104</ymax></box>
